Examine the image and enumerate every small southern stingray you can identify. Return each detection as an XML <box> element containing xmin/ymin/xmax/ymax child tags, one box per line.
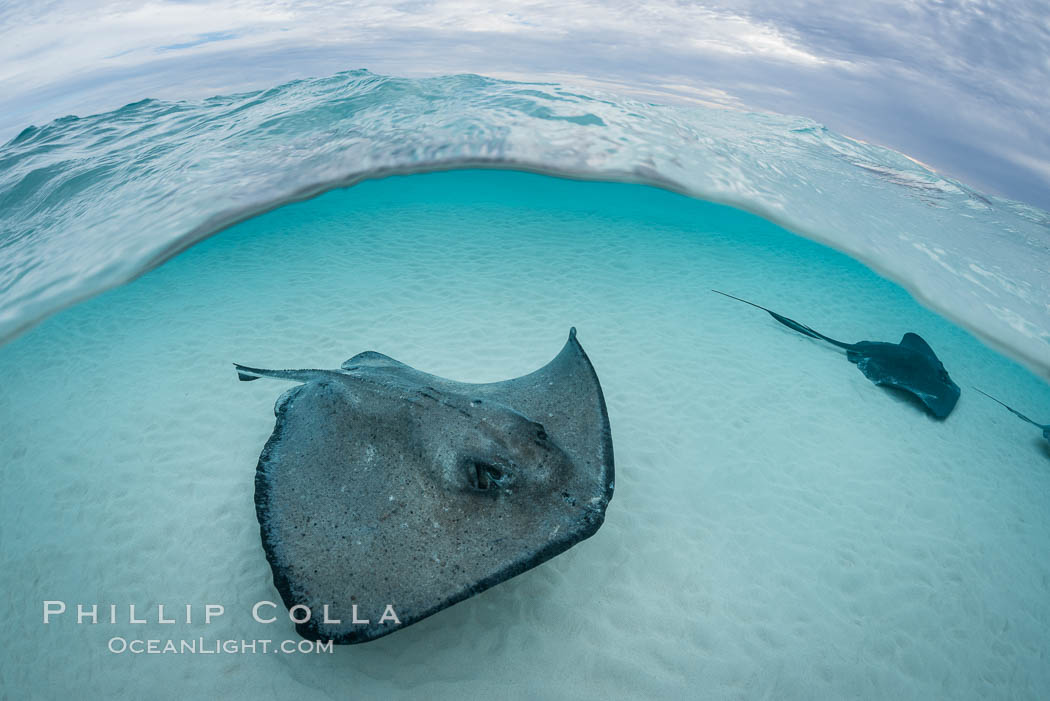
<box><xmin>712</xmin><ymin>290</ymin><xmax>961</xmax><ymax>418</ymax></box>
<box><xmin>235</xmin><ymin>328</ymin><xmax>614</xmax><ymax>644</ymax></box>
<box><xmin>973</xmin><ymin>388</ymin><xmax>1050</xmax><ymax>445</ymax></box>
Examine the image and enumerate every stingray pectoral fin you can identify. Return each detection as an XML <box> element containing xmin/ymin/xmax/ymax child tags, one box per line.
<box><xmin>711</xmin><ymin>290</ymin><xmax>852</xmax><ymax>349</ymax></box>
<box><xmin>899</xmin><ymin>332</ymin><xmax>937</xmax><ymax>359</ymax></box>
<box><xmin>467</xmin><ymin>326</ymin><xmax>614</xmax><ymax>518</ymax></box>
<box><xmin>973</xmin><ymin>387</ymin><xmax>1044</xmax><ymax>427</ymax></box>
<box><xmin>234</xmin><ymin>364</ymin><xmax>340</xmax><ymax>384</ymax></box>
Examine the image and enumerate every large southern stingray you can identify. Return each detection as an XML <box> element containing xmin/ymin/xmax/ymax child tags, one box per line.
<box><xmin>713</xmin><ymin>290</ymin><xmax>961</xmax><ymax>418</ymax></box>
<box><xmin>235</xmin><ymin>328</ymin><xmax>614</xmax><ymax>644</ymax></box>
<box><xmin>974</xmin><ymin>388</ymin><xmax>1050</xmax><ymax>446</ymax></box>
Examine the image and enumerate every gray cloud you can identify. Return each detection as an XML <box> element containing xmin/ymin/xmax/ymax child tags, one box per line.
<box><xmin>1</xmin><ymin>0</ymin><xmax>1048</xmax><ymax>209</ymax></box>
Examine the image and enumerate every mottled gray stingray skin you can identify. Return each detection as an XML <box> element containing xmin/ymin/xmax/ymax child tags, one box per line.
<box><xmin>235</xmin><ymin>328</ymin><xmax>614</xmax><ymax>644</ymax></box>
<box><xmin>974</xmin><ymin>388</ymin><xmax>1050</xmax><ymax>445</ymax></box>
<box><xmin>714</xmin><ymin>291</ymin><xmax>961</xmax><ymax>419</ymax></box>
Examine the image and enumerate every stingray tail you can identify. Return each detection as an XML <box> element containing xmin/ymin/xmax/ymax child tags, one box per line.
<box><xmin>711</xmin><ymin>290</ymin><xmax>852</xmax><ymax>349</ymax></box>
<box><xmin>973</xmin><ymin>387</ymin><xmax>1045</xmax><ymax>427</ymax></box>
<box><xmin>234</xmin><ymin>364</ymin><xmax>338</xmax><ymax>384</ymax></box>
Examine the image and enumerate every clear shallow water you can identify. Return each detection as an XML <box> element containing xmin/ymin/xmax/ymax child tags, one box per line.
<box><xmin>1</xmin><ymin>170</ymin><xmax>1048</xmax><ymax>699</ymax></box>
<box><xmin>1</xmin><ymin>71</ymin><xmax>1049</xmax><ymax>377</ymax></box>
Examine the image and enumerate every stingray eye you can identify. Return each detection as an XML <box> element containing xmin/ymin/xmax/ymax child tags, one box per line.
<box><xmin>939</xmin><ymin>369</ymin><xmax>950</xmax><ymax>383</ymax></box>
<box><xmin>467</xmin><ymin>460</ymin><xmax>508</xmax><ymax>491</ymax></box>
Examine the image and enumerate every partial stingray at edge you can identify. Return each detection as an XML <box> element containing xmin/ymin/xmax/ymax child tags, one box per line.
<box><xmin>235</xmin><ymin>328</ymin><xmax>614</xmax><ymax>644</ymax></box>
<box><xmin>974</xmin><ymin>387</ymin><xmax>1050</xmax><ymax>447</ymax></box>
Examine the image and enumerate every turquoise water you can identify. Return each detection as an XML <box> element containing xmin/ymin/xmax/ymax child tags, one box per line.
<box><xmin>1</xmin><ymin>169</ymin><xmax>1048</xmax><ymax>699</ymax></box>
<box><xmin>1</xmin><ymin>71</ymin><xmax>1048</xmax><ymax>376</ymax></box>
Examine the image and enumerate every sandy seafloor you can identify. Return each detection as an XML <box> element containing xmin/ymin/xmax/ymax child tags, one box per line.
<box><xmin>1</xmin><ymin>169</ymin><xmax>1048</xmax><ymax>699</ymax></box>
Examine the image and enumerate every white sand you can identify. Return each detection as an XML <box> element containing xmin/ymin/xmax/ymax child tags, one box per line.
<box><xmin>0</xmin><ymin>170</ymin><xmax>1048</xmax><ymax>699</ymax></box>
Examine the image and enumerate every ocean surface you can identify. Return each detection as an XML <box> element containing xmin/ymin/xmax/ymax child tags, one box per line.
<box><xmin>1</xmin><ymin>72</ymin><xmax>1049</xmax><ymax>699</ymax></box>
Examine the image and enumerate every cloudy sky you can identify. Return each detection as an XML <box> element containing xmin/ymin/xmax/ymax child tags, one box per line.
<box><xmin>2</xmin><ymin>0</ymin><xmax>1048</xmax><ymax>210</ymax></box>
